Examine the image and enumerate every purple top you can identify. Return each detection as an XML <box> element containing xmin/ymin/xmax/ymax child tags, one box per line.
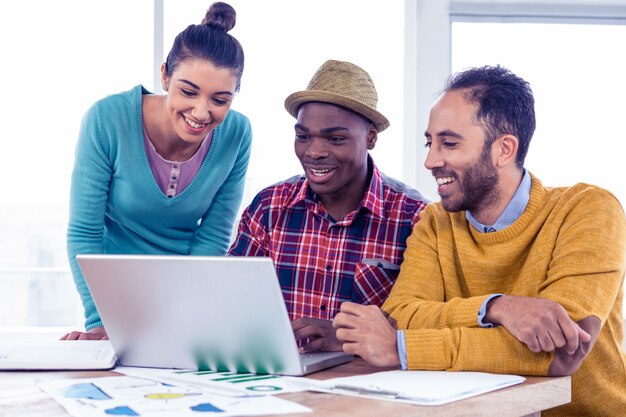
<box><xmin>143</xmin><ymin>129</ymin><xmax>213</xmax><ymax>198</ymax></box>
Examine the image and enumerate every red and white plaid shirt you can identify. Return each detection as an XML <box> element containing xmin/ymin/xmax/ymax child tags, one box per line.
<box><xmin>229</xmin><ymin>159</ymin><xmax>429</xmax><ymax>320</ymax></box>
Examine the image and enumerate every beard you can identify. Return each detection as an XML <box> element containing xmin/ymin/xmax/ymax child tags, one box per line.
<box><xmin>435</xmin><ymin>143</ymin><xmax>500</xmax><ymax>213</ymax></box>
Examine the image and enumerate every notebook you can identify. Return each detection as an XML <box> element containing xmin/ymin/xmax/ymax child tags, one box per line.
<box><xmin>76</xmin><ymin>254</ymin><xmax>353</xmax><ymax>376</ymax></box>
<box><xmin>0</xmin><ymin>340</ymin><xmax>116</xmax><ymax>370</ymax></box>
<box><xmin>306</xmin><ymin>370</ymin><xmax>525</xmax><ymax>406</ymax></box>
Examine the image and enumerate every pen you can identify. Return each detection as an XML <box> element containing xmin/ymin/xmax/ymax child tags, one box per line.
<box><xmin>331</xmin><ymin>384</ymin><xmax>432</xmax><ymax>403</ymax></box>
<box><xmin>333</xmin><ymin>384</ymin><xmax>401</xmax><ymax>398</ymax></box>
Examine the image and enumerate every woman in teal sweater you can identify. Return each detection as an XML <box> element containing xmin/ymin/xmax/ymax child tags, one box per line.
<box><xmin>64</xmin><ymin>2</ymin><xmax>251</xmax><ymax>339</ymax></box>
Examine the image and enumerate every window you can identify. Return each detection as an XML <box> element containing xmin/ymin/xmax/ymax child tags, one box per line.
<box><xmin>0</xmin><ymin>0</ymin><xmax>153</xmax><ymax>327</ymax></box>
<box><xmin>407</xmin><ymin>0</ymin><xmax>626</xmax><ymax>203</ymax></box>
<box><xmin>1</xmin><ymin>0</ymin><xmax>405</xmax><ymax>328</ymax></box>
<box><xmin>6</xmin><ymin>1</ymin><xmax>622</xmax><ymax>328</ymax></box>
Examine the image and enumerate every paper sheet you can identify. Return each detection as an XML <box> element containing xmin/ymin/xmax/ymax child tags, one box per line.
<box><xmin>117</xmin><ymin>367</ymin><xmax>307</xmax><ymax>396</ymax></box>
<box><xmin>307</xmin><ymin>370</ymin><xmax>525</xmax><ymax>406</ymax></box>
<box><xmin>37</xmin><ymin>375</ymin><xmax>311</xmax><ymax>417</ymax></box>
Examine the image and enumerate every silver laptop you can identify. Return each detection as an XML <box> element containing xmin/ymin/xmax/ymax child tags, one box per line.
<box><xmin>76</xmin><ymin>254</ymin><xmax>353</xmax><ymax>376</ymax></box>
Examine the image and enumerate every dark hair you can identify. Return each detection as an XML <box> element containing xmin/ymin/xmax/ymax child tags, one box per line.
<box><xmin>445</xmin><ymin>65</ymin><xmax>535</xmax><ymax>168</ymax></box>
<box><xmin>164</xmin><ymin>2</ymin><xmax>245</xmax><ymax>91</ymax></box>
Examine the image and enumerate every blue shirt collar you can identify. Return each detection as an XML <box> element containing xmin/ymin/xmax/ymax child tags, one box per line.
<box><xmin>466</xmin><ymin>169</ymin><xmax>531</xmax><ymax>233</ymax></box>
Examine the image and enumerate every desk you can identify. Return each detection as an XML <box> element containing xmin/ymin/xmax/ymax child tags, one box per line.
<box><xmin>0</xmin><ymin>358</ymin><xmax>570</xmax><ymax>417</ymax></box>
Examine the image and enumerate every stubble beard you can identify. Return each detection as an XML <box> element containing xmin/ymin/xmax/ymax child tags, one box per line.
<box><xmin>440</xmin><ymin>145</ymin><xmax>500</xmax><ymax>213</ymax></box>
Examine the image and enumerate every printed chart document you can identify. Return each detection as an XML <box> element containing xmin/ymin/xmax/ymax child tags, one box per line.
<box><xmin>118</xmin><ymin>366</ymin><xmax>306</xmax><ymax>397</ymax></box>
<box><xmin>306</xmin><ymin>370</ymin><xmax>525</xmax><ymax>406</ymax></box>
<box><xmin>0</xmin><ymin>340</ymin><xmax>116</xmax><ymax>370</ymax></box>
<box><xmin>37</xmin><ymin>375</ymin><xmax>311</xmax><ymax>417</ymax></box>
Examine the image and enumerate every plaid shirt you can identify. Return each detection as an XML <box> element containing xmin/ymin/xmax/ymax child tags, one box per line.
<box><xmin>228</xmin><ymin>160</ymin><xmax>429</xmax><ymax>321</ymax></box>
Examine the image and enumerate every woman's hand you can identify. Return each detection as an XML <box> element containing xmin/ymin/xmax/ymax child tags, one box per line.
<box><xmin>60</xmin><ymin>326</ymin><xmax>109</xmax><ymax>340</ymax></box>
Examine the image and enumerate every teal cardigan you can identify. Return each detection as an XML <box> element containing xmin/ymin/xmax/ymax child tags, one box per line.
<box><xmin>67</xmin><ymin>85</ymin><xmax>252</xmax><ymax>329</ymax></box>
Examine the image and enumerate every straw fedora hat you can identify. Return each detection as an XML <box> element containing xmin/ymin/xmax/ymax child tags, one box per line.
<box><xmin>284</xmin><ymin>60</ymin><xmax>390</xmax><ymax>132</ymax></box>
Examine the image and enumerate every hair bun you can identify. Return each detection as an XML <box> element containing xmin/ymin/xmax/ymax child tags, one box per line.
<box><xmin>201</xmin><ymin>2</ymin><xmax>236</xmax><ymax>32</ymax></box>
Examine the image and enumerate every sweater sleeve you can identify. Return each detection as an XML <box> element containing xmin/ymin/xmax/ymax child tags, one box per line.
<box><xmin>189</xmin><ymin>114</ymin><xmax>252</xmax><ymax>255</ymax></box>
<box><xmin>383</xmin><ymin>205</ymin><xmax>492</xmax><ymax>330</ymax></box>
<box><xmin>66</xmin><ymin>102</ymin><xmax>112</xmax><ymax>330</ymax></box>
<box><xmin>402</xmin><ymin>326</ymin><xmax>553</xmax><ymax>374</ymax></box>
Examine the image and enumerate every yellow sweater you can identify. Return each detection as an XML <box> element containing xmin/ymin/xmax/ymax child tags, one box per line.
<box><xmin>383</xmin><ymin>176</ymin><xmax>626</xmax><ymax>417</ymax></box>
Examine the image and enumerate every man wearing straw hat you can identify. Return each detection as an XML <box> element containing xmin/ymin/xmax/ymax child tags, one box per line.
<box><xmin>229</xmin><ymin>60</ymin><xmax>429</xmax><ymax>352</ymax></box>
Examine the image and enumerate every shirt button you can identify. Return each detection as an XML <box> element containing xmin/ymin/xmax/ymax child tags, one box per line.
<box><xmin>171</xmin><ymin>175</ymin><xmax>177</xmax><ymax>180</ymax></box>
<box><xmin>325</xmin><ymin>265</ymin><xmax>331</xmax><ymax>271</ymax></box>
<box><xmin>320</xmin><ymin>305</ymin><xmax>327</xmax><ymax>311</ymax></box>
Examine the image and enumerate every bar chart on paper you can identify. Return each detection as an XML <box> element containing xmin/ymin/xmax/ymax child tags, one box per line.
<box><xmin>117</xmin><ymin>367</ymin><xmax>306</xmax><ymax>396</ymax></box>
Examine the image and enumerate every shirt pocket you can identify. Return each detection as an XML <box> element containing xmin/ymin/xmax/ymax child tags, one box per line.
<box><xmin>352</xmin><ymin>258</ymin><xmax>401</xmax><ymax>306</ymax></box>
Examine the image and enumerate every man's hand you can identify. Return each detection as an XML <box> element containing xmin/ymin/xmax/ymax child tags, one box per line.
<box><xmin>333</xmin><ymin>302</ymin><xmax>400</xmax><ymax>367</ymax></box>
<box><xmin>485</xmin><ymin>295</ymin><xmax>591</xmax><ymax>354</ymax></box>
<box><xmin>60</xmin><ymin>326</ymin><xmax>109</xmax><ymax>341</ymax></box>
<box><xmin>292</xmin><ymin>317</ymin><xmax>342</xmax><ymax>352</ymax></box>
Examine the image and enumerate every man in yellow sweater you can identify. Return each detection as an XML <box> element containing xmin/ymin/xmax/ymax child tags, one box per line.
<box><xmin>333</xmin><ymin>65</ymin><xmax>626</xmax><ymax>416</ymax></box>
